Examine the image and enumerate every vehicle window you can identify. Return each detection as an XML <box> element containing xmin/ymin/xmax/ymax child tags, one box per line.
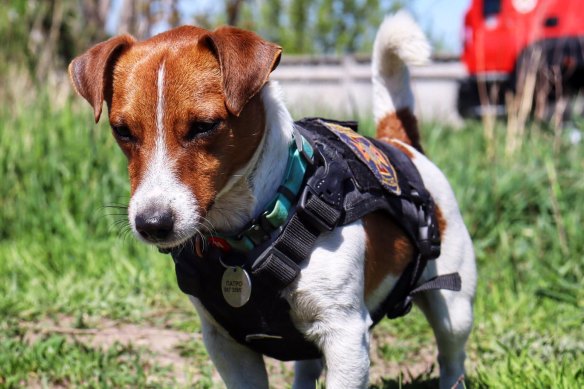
<box><xmin>483</xmin><ymin>0</ymin><xmax>502</xmax><ymax>17</ymax></box>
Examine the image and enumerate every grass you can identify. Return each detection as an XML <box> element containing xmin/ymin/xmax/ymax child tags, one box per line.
<box><xmin>0</xmin><ymin>93</ymin><xmax>583</xmax><ymax>388</ymax></box>
<box><xmin>0</xmin><ymin>330</ymin><xmax>173</xmax><ymax>388</ymax></box>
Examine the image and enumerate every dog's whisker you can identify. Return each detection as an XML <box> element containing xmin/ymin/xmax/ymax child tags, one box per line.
<box><xmin>105</xmin><ymin>214</ymin><xmax>130</xmax><ymax>218</ymax></box>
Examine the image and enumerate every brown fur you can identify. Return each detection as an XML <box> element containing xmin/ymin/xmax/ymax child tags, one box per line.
<box><xmin>208</xmin><ymin>26</ymin><xmax>281</xmax><ymax>116</ymax></box>
<box><xmin>376</xmin><ymin>108</ymin><xmax>424</xmax><ymax>153</ymax></box>
<box><xmin>363</xmin><ymin>212</ymin><xmax>414</xmax><ymax>298</ymax></box>
<box><xmin>68</xmin><ymin>34</ymin><xmax>136</xmax><ymax>122</ymax></box>
<box><xmin>434</xmin><ymin>204</ymin><xmax>447</xmax><ymax>239</ymax></box>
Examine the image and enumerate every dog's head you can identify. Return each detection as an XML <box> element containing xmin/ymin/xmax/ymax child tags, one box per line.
<box><xmin>69</xmin><ymin>26</ymin><xmax>281</xmax><ymax>248</ymax></box>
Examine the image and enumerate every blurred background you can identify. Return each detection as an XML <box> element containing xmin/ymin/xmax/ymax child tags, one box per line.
<box><xmin>2</xmin><ymin>0</ymin><xmax>469</xmax><ymax>123</ymax></box>
<box><xmin>0</xmin><ymin>1</ymin><xmax>583</xmax><ymax>388</ymax></box>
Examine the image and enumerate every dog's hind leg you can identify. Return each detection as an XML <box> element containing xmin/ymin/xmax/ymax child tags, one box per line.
<box><xmin>190</xmin><ymin>297</ymin><xmax>269</xmax><ymax>389</ymax></box>
<box><xmin>414</xmin><ymin>224</ymin><xmax>476</xmax><ymax>389</ymax></box>
<box><xmin>293</xmin><ymin>359</ymin><xmax>323</xmax><ymax>389</ymax></box>
<box><xmin>403</xmin><ymin>129</ymin><xmax>477</xmax><ymax>389</ymax></box>
<box><xmin>415</xmin><ymin>289</ymin><xmax>473</xmax><ymax>389</ymax></box>
<box><xmin>414</xmin><ymin>241</ymin><xmax>475</xmax><ymax>389</ymax></box>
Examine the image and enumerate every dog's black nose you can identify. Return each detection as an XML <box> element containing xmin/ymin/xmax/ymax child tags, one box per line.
<box><xmin>135</xmin><ymin>209</ymin><xmax>174</xmax><ymax>241</ymax></box>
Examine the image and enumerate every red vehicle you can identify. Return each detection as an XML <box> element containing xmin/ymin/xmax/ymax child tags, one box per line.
<box><xmin>458</xmin><ymin>0</ymin><xmax>584</xmax><ymax>117</ymax></box>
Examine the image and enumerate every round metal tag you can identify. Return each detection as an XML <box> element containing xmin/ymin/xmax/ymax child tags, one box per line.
<box><xmin>221</xmin><ymin>267</ymin><xmax>252</xmax><ymax>308</ymax></box>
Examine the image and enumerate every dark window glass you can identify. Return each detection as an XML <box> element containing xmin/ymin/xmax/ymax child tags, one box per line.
<box><xmin>483</xmin><ymin>0</ymin><xmax>501</xmax><ymax>17</ymax></box>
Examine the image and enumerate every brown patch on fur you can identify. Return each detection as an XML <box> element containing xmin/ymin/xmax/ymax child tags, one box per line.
<box><xmin>434</xmin><ymin>205</ymin><xmax>447</xmax><ymax>239</ymax></box>
<box><xmin>376</xmin><ymin>108</ymin><xmax>424</xmax><ymax>153</ymax></box>
<box><xmin>363</xmin><ymin>212</ymin><xmax>414</xmax><ymax>298</ymax></box>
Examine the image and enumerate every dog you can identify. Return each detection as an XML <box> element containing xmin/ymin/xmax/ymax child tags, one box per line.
<box><xmin>69</xmin><ymin>12</ymin><xmax>476</xmax><ymax>389</ymax></box>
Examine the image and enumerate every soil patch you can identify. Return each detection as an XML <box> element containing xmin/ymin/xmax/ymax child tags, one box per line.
<box><xmin>21</xmin><ymin>316</ymin><xmax>439</xmax><ymax>387</ymax></box>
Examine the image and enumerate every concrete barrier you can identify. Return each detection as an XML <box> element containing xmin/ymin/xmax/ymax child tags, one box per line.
<box><xmin>271</xmin><ymin>56</ymin><xmax>467</xmax><ymax>125</ymax></box>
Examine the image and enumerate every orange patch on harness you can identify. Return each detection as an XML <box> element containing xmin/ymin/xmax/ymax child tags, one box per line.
<box><xmin>324</xmin><ymin>122</ymin><xmax>401</xmax><ymax>196</ymax></box>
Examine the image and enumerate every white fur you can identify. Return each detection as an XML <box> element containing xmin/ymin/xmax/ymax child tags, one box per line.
<box><xmin>190</xmin><ymin>297</ymin><xmax>270</xmax><ymax>389</ymax></box>
<box><xmin>365</xmin><ymin>272</ymin><xmax>399</xmax><ymax>312</ymax></box>
<box><xmin>250</xmin><ymin>82</ymin><xmax>295</xmax><ymax>218</ymax></box>
<box><xmin>128</xmin><ymin>62</ymin><xmax>200</xmax><ymax>249</ymax></box>
<box><xmin>372</xmin><ymin>11</ymin><xmax>431</xmax><ymax>122</ymax></box>
<box><xmin>156</xmin><ymin>63</ymin><xmax>165</xmax><ymax>140</ymax></box>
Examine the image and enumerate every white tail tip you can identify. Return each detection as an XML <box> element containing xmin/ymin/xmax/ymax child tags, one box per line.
<box><xmin>373</xmin><ymin>11</ymin><xmax>431</xmax><ymax>75</ymax></box>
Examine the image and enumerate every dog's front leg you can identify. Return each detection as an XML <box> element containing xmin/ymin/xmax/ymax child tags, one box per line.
<box><xmin>318</xmin><ymin>314</ymin><xmax>371</xmax><ymax>388</ymax></box>
<box><xmin>190</xmin><ymin>297</ymin><xmax>269</xmax><ymax>389</ymax></box>
<box><xmin>292</xmin><ymin>223</ymin><xmax>371</xmax><ymax>388</ymax></box>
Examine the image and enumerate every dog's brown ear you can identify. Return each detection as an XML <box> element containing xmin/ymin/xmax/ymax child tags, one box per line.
<box><xmin>69</xmin><ymin>35</ymin><xmax>136</xmax><ymax>123</ymax></box>
<box><xmin>206</xmin><ymin>26</ymin><xmax>282</xmax><ymax>116</ymax></box>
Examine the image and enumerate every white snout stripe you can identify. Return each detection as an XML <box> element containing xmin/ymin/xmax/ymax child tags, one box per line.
<box><xmin>128</xmin><ymin>61</ymin><xmax>200</xmax><ymax>248</ymax></box>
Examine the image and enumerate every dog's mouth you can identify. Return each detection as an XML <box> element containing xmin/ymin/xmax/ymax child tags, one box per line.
<box><xmin>134</xmin><ymin>230</ymin><xmax>191</xmax><ymax>251</ymax></box>
<box><xmin>155</xmin><ymin>234</ymin><xmax>206</xmax><ymax>256</ymax></box>
<box><xmin>152</xmin><ymin>236</ymin><xmax>191</xmax><ymax>252</ymax></box>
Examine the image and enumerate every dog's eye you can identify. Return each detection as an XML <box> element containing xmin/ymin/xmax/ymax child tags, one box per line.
<box><xmin>111</xmin><ymin>125</ymin><xmax>135</xmax><ymax>142</ymax></box>
<box><xmin>185</xmin><ymin>121</ymin><xmax>220</xmax><ymax>141</ymax></box>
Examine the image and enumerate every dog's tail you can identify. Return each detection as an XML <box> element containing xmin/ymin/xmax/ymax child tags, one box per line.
<box><xmin>372</xmin><ymin>11</ymin><xmax>430</xmax><ymax>152</ymax></box>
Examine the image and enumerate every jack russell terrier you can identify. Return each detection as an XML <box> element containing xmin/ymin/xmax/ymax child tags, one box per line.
<box><xmin>69</xmin><ymin>12</ymin><xmax>476</xmax><ymax>389</ymax></box>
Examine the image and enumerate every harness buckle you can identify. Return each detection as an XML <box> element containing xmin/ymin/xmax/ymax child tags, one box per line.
<box><xmin>242</xmin><ymin>222</ymin><xmax>271</xmax><ymax>246</ymax></box>
<box><xmin>416</xmin><ymin>205</ymin><xmax>441</xmax><ymax>260</ymax></box>
<box><xmin>298</xmin><ymin>188</ymin><xmax>338</xmax><ymax>232</ymax></box>
<box><xmin>251</xmin><ymin>247</ymin><xmax>300</xmax><ymax>289</ymax></box>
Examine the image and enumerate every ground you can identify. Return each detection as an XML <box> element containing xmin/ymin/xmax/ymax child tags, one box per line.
<box><xmin>15</xmin><ymin>312</ymin><xmax>447</xmax><ymax>388</ymax></box>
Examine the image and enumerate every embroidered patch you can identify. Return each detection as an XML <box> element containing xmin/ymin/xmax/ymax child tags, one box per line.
<box><xmin>323</xmin><ymin>122</ymin><xmax>401</xmax><ymax>195</ymax></box>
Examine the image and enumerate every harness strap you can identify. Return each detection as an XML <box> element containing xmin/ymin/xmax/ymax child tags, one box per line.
<box><xmin>251</xmin><ymin>192</ymin><xmax>342</xmax><ymax>288</ymax></box>
<box><xmin>373</xmin><ymin>271</ymin><xmax>462</xmax><ymax>322</ymax></box>
<box><xmin>250</xmin><ymin>128</ymin><xmax>349</xmax><ymax>289</ymax></box>
<box><xmin>410</xmin><ymin>272</ymin><xmax>461</xmax><ymax>294</ymax></box>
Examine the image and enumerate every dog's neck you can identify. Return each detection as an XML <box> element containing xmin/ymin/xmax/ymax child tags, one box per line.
<box><xmin>206</xmin><ymin>82</ymin><xmax>294</xmax><ymax>234</ymax></box>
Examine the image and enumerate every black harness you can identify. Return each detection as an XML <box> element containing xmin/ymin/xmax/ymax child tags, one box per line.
<box><xmin>169</xmin><ymin>118</ymin><xmax>461</xmax><ymax>361</ymax></box>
